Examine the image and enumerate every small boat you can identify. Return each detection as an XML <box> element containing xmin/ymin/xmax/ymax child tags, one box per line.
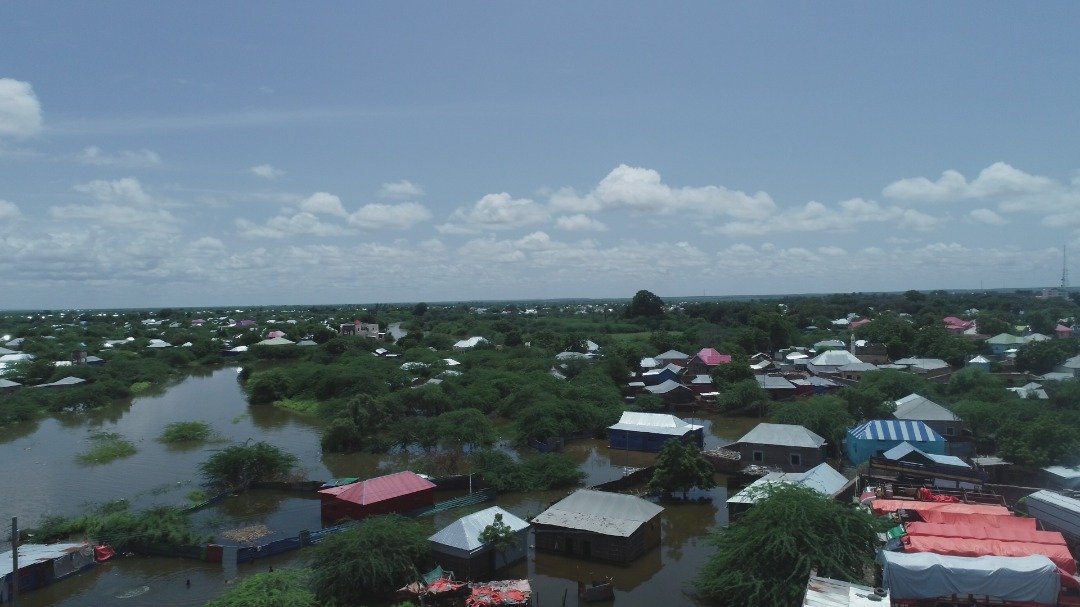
<box><xmin>578</xmin><ymin>578</ymin><xmax>614</xmax><ymax>602</ymax></box>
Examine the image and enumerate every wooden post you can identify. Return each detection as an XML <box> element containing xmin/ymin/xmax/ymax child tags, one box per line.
<box><xmin>11</xmin><ymin>516</ymin><xmax>18</xmax><ymax>605</ymax></box>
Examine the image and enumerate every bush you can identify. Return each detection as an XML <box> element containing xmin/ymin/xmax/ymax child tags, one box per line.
<box><xmin>158</xmin><ymin>421</ymin><xmax>215</xmax><ymax>443</ymax></box>
<box><xmin>198</xmin><ymin>441</ymin><xmax>299</xmax><ymax>490</ymax></box>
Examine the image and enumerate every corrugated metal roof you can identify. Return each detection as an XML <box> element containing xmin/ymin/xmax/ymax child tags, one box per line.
<box><xmin>728</xmin><ymin>463</ymin><xmax>850</xmax><ymax>505</ymax></box>
<box><xmin>428</xmin><ymin>506</ymin><xmax>530</xmax><ymax>552</ymax></box>
<box><xmin>737</xmin><ymin>423</ymin><xmax>826</xmax><ymax>448</ymax></box>
<box><xmin>0</xmin><ymin>542</ymin><xmax>92</xmax><ymax>577</ymax></box>
<box><xmin>756</xmin><ymin>375</ymin><xmax>796</xmax><ymax>390</ymax></box>
<box><xmin>848</xmin><ymin>420</ymin><xmax>943</xmax><ymax>442</ymax></box>
<box><xmin>328</xmin><ymin>471</ymin><xmax>435</xmax><ymax>505</ymax></box>
<box><xmin>531</xmin><ymin>489</ymin><xmax>663</xmax><ymax>537</ymax></box>
<box><xmin>893</xmin><ymin>393</ymin><xmax>959</xmax><ymax>422</ymax></box>
<box><xmin>608</xmin><ymin>412</ymin><xmax>702</xmax><ymax>436</ymax></box>
<box><xmin>644</xmin><ymin>379</ymin><xmax>689</xmax><ymax>394</ymax></box>
<box><xmin>803</xmin><ymin>575</ymin><xmax>887</xmax><ymax>607</ymax></box>
<box><xmin>694</xmin><ymin>348</ymin><xmax>731</xmax><ymax>365</ymax></box>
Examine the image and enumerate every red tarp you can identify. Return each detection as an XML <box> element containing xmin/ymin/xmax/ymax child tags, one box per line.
<box><xmin>870</xmin><ymin>499</ymin><xmax>1011</xmax><ymax>517</ymax></box>
<box><xmin>902</xmin><ymin>535</ymin><xmax>1077</xmax><ymax>574</ymax></box>
<box><xmin>905</xmin><ymin>522</ymin><xmax>1068</xmax><ymax>546</ymax></box>
<box><xmin>94</xmin><ymin>545</ymin><xmax>114</xmax><ymax>561</ymax></box>
<box><xmin>914</xmin><ymin>510</ymin><xmax>1035</xmax><ymax>529</ymax></box>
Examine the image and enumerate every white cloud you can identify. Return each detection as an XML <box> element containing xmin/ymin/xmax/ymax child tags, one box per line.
<box><xmin>379</xmin><ymin>179</ymin><xmax>425</xmax><ymax>199</ymax></box>
<box><xmin>73</xmin><ymin>177</ymin><xmax>154</xmax><ymax>206</ymax></box>
<box><xmin>443</xmin><ymin>193</ymin><xmax>550</xmax><ymax>232</ymax></box>
<box><xmin>250</xmin><ymin>164</ymin><xmax>284</xmax><ymax>179</ymax></box>
<box><xmin>348</xmin><ymin>202</ymin><xmax>433</xmax><ymax>231</ymax></box>
<box><xmin>78</xmin><ymin>146</ymin><xmax>161</xmax><ymax>167</ymax></box>
<box><xmin>555</xmin><ymin>214</ymin><xmax>608</xmax><ymax>232</ymax></box>
<box><xmin>298</xmin><ymin>192</ymin><xmax>347</xmax><ymax>217</ymax></box>
<box><xmin>712</xmin><ymin>197</ymin><xmax>938</xmax><ymax>237</ymax></box>
<box><xmin>550</xmin><ymin>164</ymin><xmax>776</xmax><ymax>220</ymax></box>
<box><xmin>0</xmin><ymin>200</ymin><xmax>21</xmax><ymax>220</ymax></box>
<box><xmin>883</xmin><ymin>162</ymin><xmax>1060</xmax><ymax>204</ymax></box>
<box><xmin>0</xmin><ymin>78</ymin><xmax>43</xmax><ymax>138</ymax></box>
<box><xmin>237</xmin><ymin>212</ymin><xmax>351</xmax><ymax>239</ymax></box>
<box><xmin>969</xmin><ymin>208</ymin><xmax>1008</xmax><ymax>225</ymax></box>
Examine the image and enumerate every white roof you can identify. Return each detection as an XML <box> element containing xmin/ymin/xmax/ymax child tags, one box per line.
<box><xmin>804</xmin><ymin>576</ymin><xmax>888</xmax><ymax>607</ymax></box>
<box><xmin>807</xmin><ymin>350</ymin><xmax>862</xmax><ymax>367</ymax></box>
<box><xmin>531</xmin><ymin>489</ymin><xmax>663</xmax><ymax>537</ymax></box>
<box><xmin>608</xmin><ymin>411</ymin><xmax>702</xmax><ymax>436</ymax></box>
<box><xmin>256</xmin><ymin>337</ymin><xmax>295</xmax><ymax>346</ymax></box>
<box><xmin>428</xmin><ymin>506</ymin><xmax>530</xmax><ymax>552</ymax></box>
<box><xmin>882</xmin><ymin>442</ymin><xmax>969</xmax><ymax>468</ymax></box>
<box><xmin>893</xmin><ymin>393</ymin><xmax>960</xmax><ymax>422</ymax></box>
<box><xmin>0</xmin><ymin>543</ymin><xmax>92</xmax><ymax>577</ymax></box>
<box><xmin>453</xmin><ymin>336</ymin><xmax>488</xmax><ymax>349</ymax></box>
<box><xmin>728</xmin><ymin>463</ymin><xmax>849</xmax><ymax>505</ymax></box>
<box><xmin>737</xmin><ymin>422</ymin><xmax>826</xmax><ymax>448</ymax></box>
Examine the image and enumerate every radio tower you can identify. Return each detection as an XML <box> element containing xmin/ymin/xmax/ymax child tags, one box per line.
<box><xmin>1063</xmin><ymin>245</ymin><xmax>1070</xmax><ymax>291</ymax></box>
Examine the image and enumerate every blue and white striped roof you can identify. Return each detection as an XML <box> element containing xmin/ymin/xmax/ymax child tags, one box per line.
<box><xmin>848</xmin><ymin>420</ymin><xmax>944</xmax><ymax>442</ymax></box>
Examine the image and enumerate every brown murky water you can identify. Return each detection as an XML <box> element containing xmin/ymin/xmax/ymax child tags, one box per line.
<box><xmin>0</xmin><ymin>368</ymin><xmax>763</xmax><ymax>606</ymax></box>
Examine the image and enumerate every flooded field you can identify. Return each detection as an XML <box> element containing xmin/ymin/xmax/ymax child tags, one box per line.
<box><xmin>0</xmin><ymin>367</ymin><xmax>763</xmax><ymax>606</ymax></box>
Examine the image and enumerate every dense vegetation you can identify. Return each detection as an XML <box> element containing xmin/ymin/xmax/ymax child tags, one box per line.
<box><xmin>29</xmin><ymin>500</ymin><xmax>208</xmax><ymax>552</ymax></box>
<box><xmin>198</xmin><ymin>441</ymin><xmax>300</xmax><ymax>491</ymax></box>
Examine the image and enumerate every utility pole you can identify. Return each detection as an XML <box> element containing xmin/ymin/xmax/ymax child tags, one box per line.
<box><xmin>11</xmin><ymin>516</ymin><xmax>18</xmax><ymax>606</ymax></box>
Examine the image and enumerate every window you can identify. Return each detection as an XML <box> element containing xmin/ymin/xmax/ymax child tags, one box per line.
<box><xmin>752</xmin><ymin>450</ymin><xmax>764</xmax><ymax>463</ymax></box>
<box><xmin>789</xmin><ymin>453</ymin><xmax>802</xmax><ymax>467</ymax></box>
<box><xmin>945</xmin><ymin>426</ymin><xmax>956</xmax><ymax>436</ymax></box>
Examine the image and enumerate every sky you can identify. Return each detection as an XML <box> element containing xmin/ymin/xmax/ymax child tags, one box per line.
<box><xmin>2</xmin><ymin>3</ymin><xmax>1080</xmax><ymax>310</ymax></box>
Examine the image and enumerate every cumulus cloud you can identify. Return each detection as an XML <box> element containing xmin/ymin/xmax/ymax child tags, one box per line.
<box><xmin>78</xmin><ymin>146</ymin><xmax>161</xmax><ymax>167</ymax></box>
<box><xmin>0</xmin><ymin>78</ymin><xmax>43</xmax><ymax>138</ymax></box>
<box><xmin>711</xmin><ymin>197</ymin><xmax>942</xmax><ymax>237</ymax></box>
<box><xmin>73</xmin><ymin>177</ymin><xmax>154</xmax><ymax>206</ymax></box>
<box><xmin>348</xmin><ymin>202</ymin><xmax>433</xmax><ymax>231</ymax></box>
<box><xmin>883</xmin><ymin>162</ymin><xmax>1062</xmax><ymax>205</ymax></box>
<box><xmin>236</xmin><ymin>212</ymin><xmax>350</xmax><ymax>239</ymax></box>
<box><xmin>298</xmin><ymin>192</ymin><xmax>347</xmax><ymax>217</ymax></box>
<box><xmin>555</xmin><ymin>214</ymin><xmax>608</xmax><ymax>232</ymax></box>
<box><xmin>250</xmin><ymin>164</ymin><xmax>284</xmax><ymax>179</ymax></box>
<box><xmin>379</xmin><ymin>179</ymin><xmax>425</xmax><ymax>199</ymax></box>
<box><xmin>441</xmin><ymin>193</ymin><xmax>550</xmax><ymax>233</ymax></box>
<box><xmin>0</xmin><ymin>200</ymin><xmax>21</xmax><ymax>220</ymax></box>
<box><xmin>969</xmin><ymin>208</ymin><xmax>1008</xmax><ymax>225</ymax></box>
<box><xmin>550</xmin><ymin>164</ymin><xmax>776</xmax><ymax>220</ymax></box>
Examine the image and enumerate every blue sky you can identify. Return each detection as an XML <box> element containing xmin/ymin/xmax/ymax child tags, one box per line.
<box><xmin>2</xmin><ymin>3</ymin><xmax>1080</xmax><ymax>309</ymax></box>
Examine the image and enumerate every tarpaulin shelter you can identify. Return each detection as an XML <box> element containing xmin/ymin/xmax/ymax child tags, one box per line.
<box><xmin>879</xmin><ymin>551</ymin><xmax>1060</xmax><ymax>606</ymax></box>
<box><xmin>870</xmin><ymin>499</ymin><xmax>1010</xmax><ymax>517</ymax></box>
<box><xmin>914</xmin><ymin>509</ymin><xmax>1034</xmax><ymax>529</ymax></box>
<box><xmin>319</xmin><ymin>470</ymin><xmax>435</xmax><ymax>521</ymax></box>
<box><xmin>904</xmin><ymin>522</ymin><xmax>1067</xmax><ymax>546</ymax></box>
<box><xmin>900</xmin><ymin>535</ymin><xmax>1076</xmax><ymax>574</ymax></box>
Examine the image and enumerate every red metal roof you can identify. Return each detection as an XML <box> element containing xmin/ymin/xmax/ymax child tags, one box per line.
<box><xmin>332</xmin><ymin>471</ymin><xmax>435</xmax><ymax>505</ymax></box>
<box><xmin>695</xmin><ymin>348</ymin><xmax>731</xmax><ymax>365</ymax></box>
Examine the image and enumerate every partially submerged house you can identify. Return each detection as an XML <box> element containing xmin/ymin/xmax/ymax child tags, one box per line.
<box><xmin>684</xmin><ymin>348</ymin><xmax>731</xmax><ymax>376</ymax></box>
<box><xmin>429</xmin><ymin>506</ymin><xmax>530</xmax><ymax>580</ymax></box>
<box><xmin>734</xmin><ymin>423</ymin><xmax>827</xmax><ymax>473</ymax></box>
<box><xmin>607</xmin><ymin>411</ymin><xmax>704</xmax><ymax>452</ymax></box>
<box><xmin>318</xmin><ymin>471</ymin><xmax>435</xmax><ymax>521</ymax></box>
<box><xmin>532</xmin><ymin>489</ymin><xmax>663</xmax><ymax>563</ymax></box>
<box><xmin>844</xmin><ymin>420</ymin><xmax>945</xmax><ymax>465</ymax></box>
<box><xmin>1</xmin><ymin>542</ymin><xmax>101</xmax><ymax>603</ymax></box>
<box><xmin>727</xmin><ymin>462</ymin><xmax>854</xmax><ymax>518</ymax></box>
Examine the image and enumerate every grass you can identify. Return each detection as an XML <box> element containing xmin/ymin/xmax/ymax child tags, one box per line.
<box><xmin>275</xmin><ymin>398</ymin><xmax>319</xmax><ymax>415</ymax></box>
<box><xmin>130</xmin><ymin>381</ymin><xmax>153</xmax><ymax>394</ymax></box>
<box><xmin>158</xmin><ymin>421</ymin><xmax>215</xmax><ymax>443</ymax></box>
<box><xmin>187</xmin><ymin>489</ymin><xmax>207</xmax><ymax>503</ymax></box>
<box><xmin>77</xmin><ymin>431</ymin><xmax>137</xmax><ymax>464</ymax></box>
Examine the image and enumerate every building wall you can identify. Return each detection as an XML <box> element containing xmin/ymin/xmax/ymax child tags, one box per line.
<box><xmin>322</xmin><ymin>487</ymin><xmax>435</xmax><ymax>521</ymax></box>
<box><xmin>533</xmin><ymin>513</ymin><xmax>661</xmax><ymax>564</ymax></box>
<box><xmin>737</xmin><ymin>443</ymin><xmax>825</xmax><ymax>473</ymax></box>
<box><xmin>608</xmin><ymin>429</ymin><xmax>703</xmax><ymax>453</ymax></box>
<box><xmin>431</xmin><ymin>528</ymin><xmax>529</xmax><ymax>581</ymax></box>
<box><xmin>844</xmin><ymin>437</ymin><xmax>946</xmax><ymax>466</ymax></box>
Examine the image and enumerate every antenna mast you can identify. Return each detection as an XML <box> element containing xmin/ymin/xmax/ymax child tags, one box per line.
<box><xmin>1063</xmin><ymin>245</ymin><xmax>1070</xmax><ymax>291</ymax></box>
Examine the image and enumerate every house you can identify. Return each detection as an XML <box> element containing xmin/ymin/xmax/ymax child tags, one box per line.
<box><xmin>837</xmin><ymin>362</ymin><xmax>878</xmax><ymax>382</ymax></box>
<box><xmin>684</xmin><ymin>348</ymin><xmax>732</xmax><ymax>376</ymax></box>
<box><xmin>734</xmin><ymin>423</ymin><xmax>827</xmax><ymax>472</ymax></box>
<box><xmin>727</xmin><ymin>462</ymin><xmax>854</xmax><ymax>518</ymax></box>
<box><xmin>640</xmin><ymin>366</ymin><xmax>680</xmax><ymax>386</ymax></box>
<box><xmin>429</xmin><ymin>506</ymin><xmax>530</xmax><ymax>579</ymax></box>
<box><xmin>805</xmin><ymin>349</ymin><xmax>863</xmax><ymax>375</ymax></box>
<box><xmin>755</xmin><ymin>374</ymin><xmax>797</xmax><ymax>400</ymax></box>
<box><xmin>318</xmin><ymin>471</ymin><xmax>436</xmax><ymax>521</ymax></box>
<box><xmin>1055</xmin><ymin>355</ymin><xmax>1080</xmax><ymax>377</ymax></box>
<box><xmin>943</xmin><ymin>317</ymin><xmax>975</xmax><ymax>333</ymax></box>
<box><xmin>1056</xmin><ymin>324</ymin><xmax>1074</xmax><ymax>339</ymax></box>
<box><xmin>880</xmin><ymin>442</ymin><xmax>978</xmax><ymax>489</ymax></box>
<box><xmin>852</xmin><ymin>341</ymin><xmax>890</xmax><ymax>364</ymax></box>
<box><xmin>531</xmin><ymin>489</ymin><xmax>663</xmax><ymax>563</ymax></box>
<box><xmin>642</xmin><ymin>380</ymin><xmax>696</xmax><ymax>407</ymax></box>
<box><xmin>1</xmin><ymin>542</ymin><xmax>100</xmax><ymax>603</ymax></box>
<box><xmin>892</xmin><ymin>393</ymin><xmax>963</xmax><ymax>438</ymax></box>
<box><xmin>0</xmin><ymin>378</ymin><xmax>20</xmax><ymax>394</ymax></box>
<box><xmin>453</xmin><ymin>336</ymin><xmax>489</xmax><ymax>351</ymax></box>
<box><xmin>686</xmin><ymin>374</ymin><xmax>715</xmax><ymax>395</ymax></box>
<box><xmin>790</xmin><ymin>376</ymin><xmax>841</xmax><ymax>397</ymax></box>
<box><xmin>891</xmin><ymin>358</ymin><xmax>953</xmax><ymax>381</ymax></box>
<box><xmin>256</xmin><ymin>337</ymin><xmax>295</xmax><ymax>346</ymax></box>
<box><xmin>986</xmin><ymin>333</ymin><xmax>1025</xmax><ymax>354</ymax></box>
<box><xmin>966</xmin><ymin>355</ymin><xmax>991</xmax><ymax>372</ymax></box>
<box><xmin>33</xmin><ymin>376</ymin><xmax>86</xmax><ymax>389</ymax></box>
<box><xmin>607</xmin><ymin>411</ymin><xmax>704</xmax><ymax>452</ymax></box>
<box><xmin>844</xmin><ymin>420</ymin><xmax>945</xmax><ymax>465</ymax></box>
<box><xmin>654</xmin><ymin>349</ymin><xmax>690</xmax><ymax>367</ymax></box>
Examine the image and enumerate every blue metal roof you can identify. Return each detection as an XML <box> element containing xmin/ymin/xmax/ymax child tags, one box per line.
<box><xmin>848</xmin><ymin>420</ymin><xmax>943</xmax><ymax>442</ymax></box>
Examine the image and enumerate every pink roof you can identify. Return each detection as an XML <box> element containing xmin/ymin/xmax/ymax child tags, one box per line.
<box><xmin>267</xmin><ymin>330</ymin><xmax>286</xmax><ymax>338</ymax></box>
<box><xmin>1056</xmin><ymin>324</ymin><xmax>1073</xmax><ymax>333</ymax></box>
<box><xmin>695</xmin><ymin>348</ymin><xmax>732</xmax><ymax>366</ymax></box>
<box><xmin>326</xmin><ymin>471</ymin><xmax>435</xmax><ymax>506</ymax></box>
<box><xmin>849</xmin><ymin>319</ymin><xmax>871</xmax><ymax>328</ymax></box>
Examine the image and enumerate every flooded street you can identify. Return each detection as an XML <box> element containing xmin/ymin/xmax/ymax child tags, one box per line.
<box><xmin>0</xmin><ymin>367</ymin><xmax>761</xmax><ymax>606</ymax></box>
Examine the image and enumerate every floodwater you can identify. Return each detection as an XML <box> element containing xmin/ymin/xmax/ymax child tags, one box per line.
<box><xmin>0</xmin><ymin>367</ymin><xmax>763</xmax><ymax>607</ymax></box>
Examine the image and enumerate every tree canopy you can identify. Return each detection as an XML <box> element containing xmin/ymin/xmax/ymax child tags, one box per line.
<box><xmin>627</xmin><ymin>289</ymin><xmax>665</xmax><ymax>318</ymax></box>
<box><xmin>694</xmin><ymin>484</ymin><xmax>884</xmax><ymax>607</ymax></box>
<box><xmin>206</xmin><ymin>569</ymin><xmax>317</xmax><ymax>607</ymax></box>
<box><xmin>648</xmin><ymin>438</ymin><xmax>716</xmax><ymax>499</ymax></box>
<box><xmin>198</xmin><ymin>441</ymin><xmax>299</xmax><ymax>491</ymax></box>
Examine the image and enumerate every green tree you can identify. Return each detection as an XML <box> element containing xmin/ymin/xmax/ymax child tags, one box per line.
<box><xmin>478</xmin><ymin>512</ymin><xmax>520</xmax><ymax>570</ymax></box>
<box><xmin>307</xmin><ymin>514</ymin><xmax>432</xmax><ymax>604</ymax></box>
<box><xmin>709</xmin><ymin>353</ymin><xmax>754</xmax><ymax>387</ymax></box>
<box><xmin>206</xmin><ymin>569</ymin><xmax>317</xmax><ymax>607</ymax></box>
<box><xmin>627</xmin><ymin>289</ymin><xmax>665</xmax><ymax>319</ymax></box>
<box><xmin>694</xmin><ymin>484</ymin><xmax>884</xmax><ymax>607</ymax></box>
<box><xmin>769</xmin><ymin>396</ymin><xmax>853</xmax><ymax>459</ymax></box>
<box><xmin>718</xmin><ymin>378</ymin><xmax>768</xmax><ymax>415</ymax></box>
<box><xmin>1015</xmin><ymin>339</ymin><xmax>1074</xmax><ymax>374</ymax></box>
<box><xmin>198</xmin><ymin>441</ymin><xmax>299</xmax><ymax>490</ymax></box>
<box><xmin>648</xmin><ymin>439</ymin><xmax>716</xmax><ymax>499</ymax></box>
